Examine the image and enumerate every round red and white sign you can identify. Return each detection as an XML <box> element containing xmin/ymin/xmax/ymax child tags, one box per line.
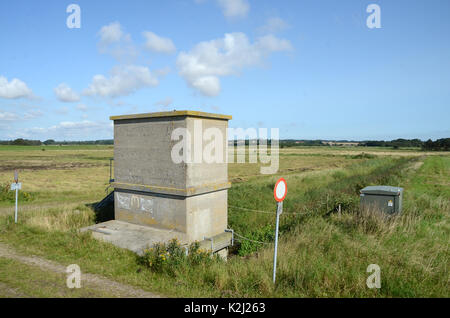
<box><xmin>274</xmin><ymin>178</ymin><xmax>287</xmax><ymax>202</ymax></box>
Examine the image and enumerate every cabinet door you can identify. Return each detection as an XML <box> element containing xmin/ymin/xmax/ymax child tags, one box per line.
<box><xmin>362</xmin><ymin>195</ymin><xmax>395</xmax><ymax>214</ymax></box>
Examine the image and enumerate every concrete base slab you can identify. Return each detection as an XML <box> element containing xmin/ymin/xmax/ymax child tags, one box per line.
<box><xmin>80</xmin><ymin>220</ymin><xmax>189</xmax><ymax>255</ymax></box>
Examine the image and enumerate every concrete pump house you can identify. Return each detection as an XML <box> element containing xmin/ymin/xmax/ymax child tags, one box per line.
<box><xmin>82</xmin><ymin>110</ymin><xmax>233</xmax><ymax>256</ymax></box>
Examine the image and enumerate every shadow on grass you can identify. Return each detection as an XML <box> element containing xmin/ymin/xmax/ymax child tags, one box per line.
<box><xmin>86</xmin><ymin>191</ymin><xmax>114</xmax><ymax>223</ymax></box>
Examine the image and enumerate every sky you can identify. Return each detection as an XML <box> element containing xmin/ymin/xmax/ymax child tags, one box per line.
<box><xmin>0</xmin><ymin>0</ymin><xmax>449</xmax><ymax>141</ymax></box>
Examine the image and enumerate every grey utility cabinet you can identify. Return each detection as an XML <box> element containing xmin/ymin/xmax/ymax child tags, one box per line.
<box><xmin>360</xmin><ymin>186</ymin><xmax>404</xmax><ymax>214</ymax></box>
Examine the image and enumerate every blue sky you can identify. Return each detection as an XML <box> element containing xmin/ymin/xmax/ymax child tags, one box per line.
<box><xmin>0</xmin><ymin>0</ymin><xmax>449</xmax><ymax>141</ymax></box>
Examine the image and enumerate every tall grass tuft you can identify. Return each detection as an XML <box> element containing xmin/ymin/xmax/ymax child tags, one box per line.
<box><xmin>333</xmin><ymin>206</ymin><xmax>400</xmax><ymax>236</ymax></box>
<box><xmin>137</xmin><ymin>239</ymin><xmax>223</xmax><ymax>277</ymax></box>
<box><xmin>23</xmin><ymin>205</ymin><xmax>94</xmax><ymax>232</ymax></box>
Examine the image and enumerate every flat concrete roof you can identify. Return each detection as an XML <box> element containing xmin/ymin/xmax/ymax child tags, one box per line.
<box><xmin>110</xmin><ymin>110</ymin><xmax>232</xmax><ymax>121</ymax></box>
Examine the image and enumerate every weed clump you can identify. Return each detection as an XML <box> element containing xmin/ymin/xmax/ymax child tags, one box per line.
<box><xmin>237</xmin><ymin>224</ymin><xmax>274</xmax><ymax>256</ymax></box>
<box><xmin>331</xmin><ymin>170</ymin><xmax>347</xmax><ymax>180</ymax></box>
<box><xmin>326</xmin><ymin>193</ymin><xmax>359</xmax><ymax>215</ymax></box>
<box><xmin>334</xmin><ymin>207</ymin><xmax>400</xmax><ymax>236</ymax></box>
<box><xmin>351</xmin><ymin>153</ymin><xmax>377</xmax><ymax>159</ymax></box>
<box><xmin>137</xmin><ymin>239</ymin><xmax>222</xmax><ymax>276</ymax></box>
<box><xmin>0</xmin><ymin>183</ymin><xmax>33</xmax><ymax>203</ymax></box>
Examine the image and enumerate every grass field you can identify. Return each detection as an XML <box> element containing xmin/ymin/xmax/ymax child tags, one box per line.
<box><xmin>0</xmin><ymin>145</ymin><xmax>448</xmax><ymax>297</ymax></box>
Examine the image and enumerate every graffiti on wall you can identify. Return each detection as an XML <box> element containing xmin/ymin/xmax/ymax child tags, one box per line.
<box><xmin>117</xmin><ymin>192</ymin><xmax>153</xmax><ymax>214</ymax></box>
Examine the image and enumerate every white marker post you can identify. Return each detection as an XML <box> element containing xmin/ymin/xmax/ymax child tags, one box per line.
<box><xmin>273</xmin><ymin>177</ymin><xmax>287</xmax><ymax>284</ymax></box>
<box><xmin>11</xmin><ymin>170</ymin><xmax>21</xmax><ymax>223</ymax></box>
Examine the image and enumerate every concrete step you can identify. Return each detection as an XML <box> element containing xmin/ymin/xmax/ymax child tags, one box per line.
<box><xmin>80</xmin><ymin>220</ymin><xmax>189</xmax><ymax>255</ymax></box>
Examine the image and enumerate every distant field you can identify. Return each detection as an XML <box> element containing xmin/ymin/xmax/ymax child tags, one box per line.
<box><xmin>0</xmin><ymin>145</ymin><xmax>448</xmax><ymax>297</ymax></box>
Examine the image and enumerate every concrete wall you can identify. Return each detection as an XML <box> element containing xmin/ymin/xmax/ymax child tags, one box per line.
<box><xmin>113</xmin><ymin>114</ymin><xmax>230</xmax><ymax>195</ymax></box>
<box><xmin>186</xmin><ymin>189</ymin><xmax>228</xmax><ymax>241</ymax></box>
<box><xmin>114</xmin><ymin>189</ymin><xmax>187</xmax><ymax>231</ymax></box>
<box><xmin>113</xmin><ymin>117</ymin><xmax>187</xmax><ymax>190</ymax></box>
<box><xmin>185</xmin><ymin>117</ymin><xmax>228</xmax><ymax>189</ymax></box>
<box><xmin>114</xmin><ymin>188</ymin><xmax>228</xmax><ymax>241</ymax></box>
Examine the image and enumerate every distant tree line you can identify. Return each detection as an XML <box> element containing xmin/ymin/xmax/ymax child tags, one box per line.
<box><xmin>280</xmin><ymin>140</ymin><xmax>324</xmax><ymax>148</ymax></box>
<box><xmin>229</xmin><ymin>139</ymin><xmax>325</xmax><ymax>148</ymax></box>
<box><xmin>361</xmin><ymin>138</ymin><xmax>423</xmax><ymax>148</ymax></box>
<box><xmin>1</xmin><ymin>137</ymin><xmax>448</xmax><ymax>151</ymax></box>
<box><xmin>422</xmin><ymin>138</ymin><xmax>450</xmax><ymax>151</ymax></box>
<box><xmin>0</xmin><ymin>138</ymin><xmax>42</xmax><ymax>146</ymax></box>
<box><xmin>280</xmin><ymin>138</ymin><xmax>449</xmax><ymax>151</ymax></box>
<box><xmin>43</xmin><ymin>139</ymin><xmax>114</xmax><ymax>145</ymax></box>
<box><xmin>361</xmin><ymin>138</ymin><xmax>449</xmax><ymax>151</ymax></box>
<box><xmin>0</xmin><ymin>139</ymin><xmax>114</xmax><ymax>146</ymax></box>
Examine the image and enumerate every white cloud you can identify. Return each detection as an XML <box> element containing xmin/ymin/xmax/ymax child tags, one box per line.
<box><xmin>13</xmin><ymin>120</ymin><xmax>113</xmax><ymax>140</ymax></box>
<box><xmin>76</xmin><ymin>103</ymin><xmax>88</xmax><ymax>112</ymax></box>
<box><xmin>256</xmin><ymin>34</ymin><xmax>293</xmax><ymax>52</ymax></box>
<box><xmin>176</xmin><ymin>32</ymin><xmax>292</xmax><ymax>96</ymax></box>
<box><xmin>97</xmin><ymin>22</ymin><xmax>138</xmax><ymax>62</ymax></box>
<box><xmin>55</xmin><ymin>106</ymin><xmax>70</xmax><ymax>115</ymax></box>
<box><xmin>0</xmin><ymin>109</ymin><xmax>43</xmax><ymax>121</ymax></box>
<box><xmin>259</xmin><ymin>17</ymin><xmax>290</xmax><ymax>34</ymax></box>
<box><xmin>98</xmin><ymin>22</ymin><xmax>125</xmax><ymax>45</ymax></box>
<box><xmin>0</xmin><ymin>111</ymin><xmax>19</xmax><ymax>121</ymax></box>
<box><xmin>191</xmin><ymin>76</ymin><xmax>221</xmax><ymax>96</ymax></box>
<box><xmin>0</xmin><ymin>76</ymin><xmax>33</xmax><ymax>99</ymax></box>
<box><xmin>83</xmin><ymin>65</ymin><xmax>159</xmax><ymax>98</ymax></box>
<box><xmin>23</xmin><ymin>110</ymin><xmax>43</xmax><ymax>120</ymax></box>
<box><xmin>217</xmin><ymin>0</ymin><xmax>249</xmax><ymax>18</ymax></box>
<box><xmin>154</xmin><ymin>67</ymin><xmax>171</xmax><ymax>77</ymax></box>
<box><xmin>142</xmin><ymin>31</ymin><xmax>176</xmax><ymax>54</ymax></box>
<box><xmin>154</xmin><ymin>97</ymin><xmax>173</xmax><ymax>108</ymax></box>
<box><xmin>54</xmin><ymin>83</ymin><xmax>80</xmax><ymax>102</ymax></box>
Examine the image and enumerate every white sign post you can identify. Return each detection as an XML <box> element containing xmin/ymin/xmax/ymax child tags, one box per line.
<box><xmin>273</xmin><ymin>177</ymin><xmax>287</xmax><ymax>284</ymax></box>
<box><xmin>11</xmin><ymin>170</ymin><xmax>21</xmax><ymax>223</ymax></box>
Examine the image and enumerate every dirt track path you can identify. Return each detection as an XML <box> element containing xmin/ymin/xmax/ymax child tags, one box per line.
<box><xmin>0</xmin><ymin>242</ymin><xmax>161</xmax><ymax>298</ymax></box>
<box><xmin>0</xmin><ymin>282</ymin><xmax>29</xmax><ymax>297</ymax></box>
